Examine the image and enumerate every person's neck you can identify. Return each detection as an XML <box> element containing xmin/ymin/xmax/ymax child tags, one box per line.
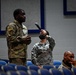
<box><xmin>18</xmin><ymin>22</ymin><xmax>22</xmax><ymax>25</ymax></box>
<box><xmin>63</xmin><ymin>60</ymin><xmax>72</xmax><ymax>68</ymax></box>
<box><xmin>40</xmin><ymin>39</ymin><xmax>47</xmax><ymax>43</ymax></box>
<box><xmin>16</xmin><ymin>20</ymin><xmax>22</xmax><ymax>25</ymax></box>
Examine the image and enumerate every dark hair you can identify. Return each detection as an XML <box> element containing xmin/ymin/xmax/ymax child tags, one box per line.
<box><xmin>46</xmin><ymin>30</ymin><xmax>49</xmax><ymax>35</ymax></box>
<box><xmin>13</xmin><ymin>9</ymin><xmax>24</xmax><ymax>19</ymax></box>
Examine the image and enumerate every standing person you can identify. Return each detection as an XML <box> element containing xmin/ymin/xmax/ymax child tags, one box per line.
<box><xmin>58</xmin><ymin>51</ymin><xmax>76</xmax><ymax>71</ymax></box>
<box><xmin>31</xmin><ymin>29</ymin><xmax>55</xmax><ymax>68</ymax></box>
<box><xmin>6</xmin><ymin>9</ymin><xmax>31</xmax><ymax>66</ymax></box>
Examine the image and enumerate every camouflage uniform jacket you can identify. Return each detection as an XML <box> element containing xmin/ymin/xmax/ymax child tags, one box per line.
<box><xmin>58</xmin><ymin>61</ymin><xmax>74</xmax><ymax>71</ymax></box>
<box><xmin>6</xmin><ymin>20</ymin><xmax>28</xmax><ymax>58</ymax></box>
<box><xmin>58</xmin><ymin>61</ymin><xmax>75</xmax><ymax>75</ymax></box>
<box><xmin>31</xmin><ymin>36</ymin><xmax>55</xmax><ymax>66</ymax></box>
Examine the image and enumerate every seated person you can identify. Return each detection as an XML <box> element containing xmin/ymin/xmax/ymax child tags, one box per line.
<box><xmin>58</xmin><ymin>51</ymin><xmax>76</xmax><ymax>72</ymax></box>
<box><xmin>31</xmin><ymin>29</ymin><xmax>55</xmax><ymax>68</ymax></box>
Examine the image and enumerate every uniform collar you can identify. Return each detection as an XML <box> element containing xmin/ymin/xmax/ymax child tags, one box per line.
<box><xmin>62</xmin><ymin>60</ymin><xmax>72</xmax><ymax>70</ymax></box>
<box><xmin>14</xmin><ymin>20</ymin><xmax>23</xmax><ymax>28</ymax></box>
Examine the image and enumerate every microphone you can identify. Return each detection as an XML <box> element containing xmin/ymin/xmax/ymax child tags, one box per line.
<box><xmin>35</xmin><ymin>22</ymin><xmax>41</xmax><ymax>30</ymax></box>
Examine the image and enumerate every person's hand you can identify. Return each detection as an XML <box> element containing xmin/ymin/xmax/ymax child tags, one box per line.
<box><xmin>22</xmin><ymin>35</ymin><xmax>31</xmax><ymax>45</ymax></box>
<box><xmin>38</xmin><ymin>65</ymin><xmax>42</xmax><ymax>69</ymax></box>
<box><xmin>72</xmin><ymin>60</ymin><xmax>76</xmax><ymax>67</ymax></box>
<box><xmin>40</xmin><ymin>29</ymin><xmax>46</xmax><ymax>35</ymax></box>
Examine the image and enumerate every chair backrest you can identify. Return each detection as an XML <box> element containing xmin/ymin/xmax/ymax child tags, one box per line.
<box><xmin>38</xmin><ymin>68</ymin><xmax>52</xmax><ymax>75</ymax></box>
<box><xmin>27</xmin><ymin>65</ymin><xmax>39</xmax><ymax>71</ymax></box>
<box><xmin>54</xmin><ymin>65</ymin><xmax>60</xmax><ymax>69</ymax></box>
<box><xmin>7</xmin><ymin>63</ymin><xmax>16</xmax><ymax>68</ymax></box>
<box><xmin>0</xmin><ymin>59</ymin><xmax>9</xmax><ymax>64</ymax></box>
<box><xmin>7</xmin><ymin>70</ymin><xmax>28</xmax><ymax>75</ymax></box>
<box><xmin>1</xmin><ymin>65</ymin><xmax>16</xmax><ymax>72</ymax></box>
<box><xmin>62</xmin><ymin>68</ymin><xmax>73</xmax><ymax>75</ymax></box>
<box><xmin>6</xmin><ymin>71</ymin><xmax>18</xmax><ymax>75</ymax></box>
<box><xmin>26</xmin><ymin>60</ymin><xmax>34</xmax><ymax>66</ymax></box>
<box><xmin>15</xmin><ymin>65</ymin><xmax>27</xmax><ymax>72</ymax></box>
<box><xmin>0</xmin><ymin>60</ymin><xmax>7</xmax><ymax>65</ymax></box>
<box><xmin>53</xmin><ymin>60</ymin><xmax>61</xmax><ymax>65</ymax></box>
<box><xmin>42</xmin><ymin>65</ymin><xmax>54</xmax><ymax>70</ymax></box>
<box><xmin>27</xmin><ymin>69</ymin><xmax>39</xmax><ymax>75</ymax></box>
<box><xmin>17</xmin><ymin>70</ymin><xmax>28</xmax><ymax>75</ymax></box>
<box><xmin>49</xmin><ymin>68</ymin><xmax>63</xmax><ymax>75</ymax></box>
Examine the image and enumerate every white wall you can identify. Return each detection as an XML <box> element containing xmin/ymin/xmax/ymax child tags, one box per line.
<box><xmin>45</xmin><ymin>0</ymin><xmax>76</xmax><ymax>60</ymax></box>
<box><xmin>0</xmin><ymin>0</ymin><xmax>76</xmax><ymax>61</ymax></box>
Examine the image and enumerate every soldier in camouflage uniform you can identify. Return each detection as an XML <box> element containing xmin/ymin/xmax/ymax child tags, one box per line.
<box><xmin>6</xmin><ymin>9</ymin><xmax>31</xmax><ymax>66</ymax></box>
<box><xmin>58</xmin><ymin>51</ymin><xmax>76</xmax><ymax>72</ymax></box>
<box><xmin>31</xmin><ymin>29</ymin><xmax>55</xmax><ymax>68</ymax></box>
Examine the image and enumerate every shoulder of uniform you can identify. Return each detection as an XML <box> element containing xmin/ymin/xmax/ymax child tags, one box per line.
<box><xmin>33</xmin><ymin>42</ymin><xmax>39</xmax><ymax>47</ymax></box>
<box><xmin>7</xmin><ymin>22</ymin><xmax>16</xmax><ymax>27</ymax></box>
<box><xmin>9</xmin><ymin>22</ymin><xmax>16</xmax><ymax>26</ymax></box>
<box><xmin>6</xmin><ymin>22</ymin><xmax>17</xmax><ymax>30</ymax></box>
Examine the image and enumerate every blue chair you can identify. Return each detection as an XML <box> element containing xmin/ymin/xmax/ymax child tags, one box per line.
<box><xmin>53</xmin><ymin>60</ymin><xmax>61</xmax><ymax>65</ymax></box>
<box><xmin>54</xmin><ymin>65</ymin><xmax>60</xmax><ymax>69</ymax></box>
<box><xmin>26</xmin><ymin>60</ymin><xmax>34</xmax><ymax>66</ymax></box>
<box><xmin>7</xmin><ymin>63</ymin><xmax>16</xmax><ymax>68</ymax></box>
<box><xmin>42</xmin><ymin>65</ymin><xmax>54</xmax><ymax>70</ymax></box>
<box><xmin>17</xmin><ymin>70</ymin><xmax>28</xmax><ymax>75</ymax></box>
<box><xmin>1</xmin><ymin>65</ymin><xmax>16</xmax><ymax>72</ymax></box>
<box><xmin>0</xmin><ymin>60</ymin><xmax>7</xmax><ymax>65</ymax></box>
<box><xmin>38</xmin><ymin>68</ymin><xmax>52</xmax><ymax>75</ymax></box>
<box><xmin>6</xmin><ymin>71</ymin><xmax>18</xmax><ymax>75</ymax></box>
<box><xmin>27</xmin><ymin>69</ymin><xmax>39</xmax><ymax>75</ymax></box>
<box><xmin>27</xmin><ymin>65</ymin><xmax>39</xmax><ymax>71</ymax></box>
<box><xmin>15</xmin><ymin>65</ymin><xmax>27</xmax><ymax>72</ymax></box>
<box><xmin>7</xmin><ymin>70</ymin><xmax>28</xmax><ymax>75</ymax></box>
<box><xmin>49</xmin><ymin>68</ymin><xmax>63</xmax><ymax>75</ymax></box>
<box><xmin>62</xmin><ymin>68</ymin><xmax>73</xmax><ymax>75</ymax></box>
<box><xmin>0</xmin><ymin>59</ymin><xmax>9</xmax><ymax>64</ymax></box>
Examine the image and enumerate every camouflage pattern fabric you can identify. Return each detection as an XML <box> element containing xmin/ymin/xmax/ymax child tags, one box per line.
<box><xmin>9</xmin><ymin>58</ymin><xmax>26</xmax><ymax>66</ymax></box>
<box><xmin>6</xmin><ymin>20</ymin><xmax>28</xmax><ymax>65</ymax></box>
<box><xmin>31</xmin><ymin>36</ymin><xmax>55</xmax><ymax>66</ymax></box>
